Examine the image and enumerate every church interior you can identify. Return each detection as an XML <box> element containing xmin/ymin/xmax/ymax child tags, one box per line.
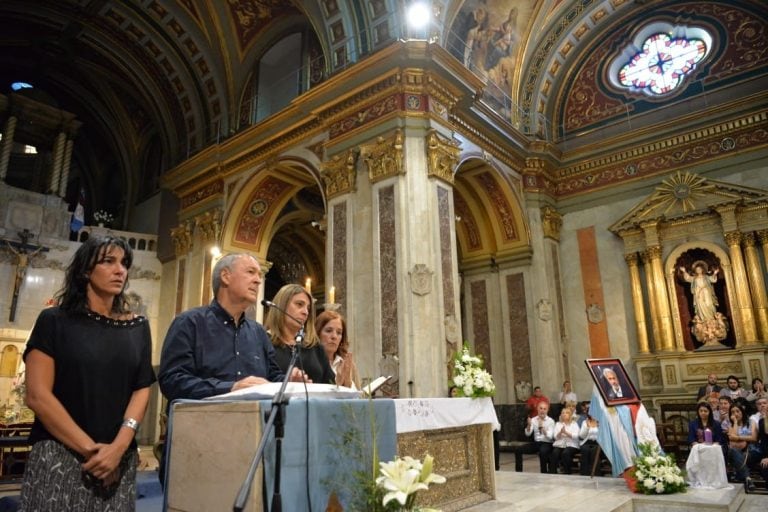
<box><xmin>0</xmin><ymin>0</ymin><xmax>767</xmax><ymax>507</ymax></box>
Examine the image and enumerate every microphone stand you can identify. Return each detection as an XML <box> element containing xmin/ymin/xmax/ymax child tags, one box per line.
<box><xmin>233</xmin><ymin>317</ymin><xmax>304</xmax><ymax>512</ymax></box>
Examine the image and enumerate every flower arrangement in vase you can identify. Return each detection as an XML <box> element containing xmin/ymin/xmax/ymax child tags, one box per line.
<box><xmin>451</xmin><ymin>344</ymin><xmax>495</xmax><ymax>398</ymax></box>
<box><xmin>93</xmin><ymin>210</ymin><xmax>114</xmax><ymax>227</ymax></box>
<box><xmin>627</xmin><ymin>442</ymin><xmax>687</xmax><ymax>494</ymax></box>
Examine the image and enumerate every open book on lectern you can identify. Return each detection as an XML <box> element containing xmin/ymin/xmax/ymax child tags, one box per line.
<box><xmin>205</xmin><ymin>382</ymin><xmax>361</xmax><ymax>400</ymax></box>
<box><xmin>361</xmin><ymin>375</ymin><xmax>392</xmax><ymax>397</ymax></box>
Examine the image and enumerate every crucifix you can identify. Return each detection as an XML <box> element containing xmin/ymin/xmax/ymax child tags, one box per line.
<box><xmin>5</xmin><ymin>229</ymin><xmax>48</xmax><ymax>322</ymax></box>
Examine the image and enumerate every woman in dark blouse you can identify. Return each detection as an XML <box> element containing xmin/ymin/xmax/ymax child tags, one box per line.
<box><xmin>20</xmin><ymin>236</ymin><xmax>155</xmax><ymax>511</ymax></box>
<box><xmin>264</xmin><ymin>283</ymin><xmax>334</xmax><ymax>384</ymax></box>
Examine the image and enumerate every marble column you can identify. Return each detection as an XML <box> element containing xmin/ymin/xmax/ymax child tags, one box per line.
<box><xmin>724</xmin><ymin>231</ymin><xmax>758</xmax><ymax>344</ymax></box>
<box><xmin>49</xmin><ymin>131</ymin><xmax>66</xmax><ymax>194</ymax></box>
<box><xmin>625</xmin><ymin>252</ymin><xmax>650</xmax><ymax>353</ymax></box>
<box><xmin>0</xmin><ymin>115</ymin><xmax>17</xmax><ymax>181</ymax></box>
<box><xmin>58</xmin><ymin>138</ymin><xmax>74</xmax><ymax>197</ymax></box>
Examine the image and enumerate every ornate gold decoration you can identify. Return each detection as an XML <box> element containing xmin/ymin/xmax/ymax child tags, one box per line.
<box><xmin>361</xmin><ymin>129</ymin><xmax>404</xmax><ymax>183</ymax></box>
<box><xmin>757</xmin><ymin>230</ymin><xmax>768</xmax><ymax>245</ymax></box>
<box><xmin>540</xmin><ymin>205</ymin><xmax>562</xmax><ymax>241</ymax></box>
<box><xmin>426</xmin><ymin>129</ymin><xmax>460</xmax><ymax>184</ymax></box>
<box><xmin>321</xmin><ymin>149</ymin><xmax>357</xmax><ymax>198</ymax></box>
<box><xmin>687</xmin><ymin>362</ymin><xmax>743</xmax><ymax>375</ymax></box>
<box><xmin>624</xmin><ymin>252</ymin><xmax>638</xmax><ymax>265</ymax></box>
<box><xmin>170</xmin><ymin>220</ymin><xmax>194</xmax><ymax>256</ymax></box>
<box><xmin>653</xmin><ymin>171</ymin><xmax>715</xmax><ymax>213</ymax></box>
<box><xmin>724</xmin><ymin>231</ymin><xmax>742</xmax><ymax>246</ymax></box>
<box><xmin>195</xmin><ymin>208</ymin><xmax>222</xmax><ymax>245</ymax></box>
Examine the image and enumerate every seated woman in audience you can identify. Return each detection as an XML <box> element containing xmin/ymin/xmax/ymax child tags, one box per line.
<box><xmin>578</xmin><ymin>403</ymin><xmax>601</xmax><ymax>476</ymax></box>
<box><xmin>727</xmin><ymin>403</ymin><xmax>757</xmax><ymax>486</ymax></box>
<box><xmin>747</xmin><ymin>378</ymin><xmax>766</xmax><ymax>414</ymax></box>
<box><xmin>316</xmin><ymin>310</ymin><xmax>360</xmax><ymax>389</ymax></box>
<box><xmin>265</xmin><ymin>284</ymin><xmax>335</xmax><ymax>384</ymax></box>
<box><xmin>687</xmin><ymin>402</ymin><xmax>724</xmax><ymax>446</ymax></box>
<box><xmin>524</xmin><ymin>401</ymin><xmax>555</xmax><ymax>473</ymax></box>
<box><xmin>551</xmin><ymin>407</ymin><xmax>580</xmax><ymax>474</ymax></box>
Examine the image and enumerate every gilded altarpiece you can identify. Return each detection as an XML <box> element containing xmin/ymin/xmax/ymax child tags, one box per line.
<box><xmin>609</xmin><ymin>172</ymin><xmax>768</xmax><ymax>409</ymax></box>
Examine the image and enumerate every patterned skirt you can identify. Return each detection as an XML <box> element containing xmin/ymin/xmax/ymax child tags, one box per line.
<box><xmin>19</xmin><ymin>440</ymin><xmax>137</xmax><ymax>512</ymax></box>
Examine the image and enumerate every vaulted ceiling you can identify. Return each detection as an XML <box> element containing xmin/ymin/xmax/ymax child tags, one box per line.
<box><xmin>0</xmin><ymin>0</ymin><xmax>766</xmax><ymax>231</ymax></box>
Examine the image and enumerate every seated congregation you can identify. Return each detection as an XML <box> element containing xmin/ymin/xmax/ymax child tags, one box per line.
<box><xmin>513</xmin><ymin>375</ymin><xmax>768</xmax><ymax>493</ymax></box>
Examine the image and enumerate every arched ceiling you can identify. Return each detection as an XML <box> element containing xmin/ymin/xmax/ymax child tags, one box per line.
<box><xmin>1</xmin><ymin>0</ymin><xmax>764</xmax><ymax>229</ymax></box>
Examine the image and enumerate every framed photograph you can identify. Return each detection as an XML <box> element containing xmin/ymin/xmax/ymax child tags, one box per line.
<box><xmin>585</xmin><ymin>358</ymin><xmax>640</xmax><ymax>406</ymax></box>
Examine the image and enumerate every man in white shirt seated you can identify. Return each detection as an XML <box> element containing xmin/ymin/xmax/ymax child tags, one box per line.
<box><xmin>749</xmin><ymin>397</ymin><xmax>767</xmax><ymax>427</ymax></box>
<box><xmin>719</xmin><ymin>375</ymin><xmax>748</xmax><ymax>401</ymax></box>
<box><xmin>524</xmin><ymin>402</ymin><xmax>556</xmax><ymax>473</ymax></box>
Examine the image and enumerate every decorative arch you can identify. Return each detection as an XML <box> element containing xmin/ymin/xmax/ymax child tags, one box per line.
<box><xmin>453</xmin><ymin>156</ymin><xmax>530</xmax><ymax>267</ymax></box>
<box><xmin>0</xmin><ymin>345</ymin><xmax>20</xmax><ymax>378</ymax></box>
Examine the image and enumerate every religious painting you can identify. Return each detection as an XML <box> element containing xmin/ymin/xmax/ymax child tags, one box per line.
<box><xmin>446</xmin><ymin>1</ymin><xmax>536</xmax><ymax>114</ymax></box>
<box><xmin>586</xmin><ymin>358</ymin><xmax>640</xmax><ymax>406</ymax></box>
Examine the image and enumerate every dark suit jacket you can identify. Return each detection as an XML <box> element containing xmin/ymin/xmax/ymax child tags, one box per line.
<box><xmin>697</xmin><ymin>384</ymin><xmax>722</xmax><ymax>400</ymax></box>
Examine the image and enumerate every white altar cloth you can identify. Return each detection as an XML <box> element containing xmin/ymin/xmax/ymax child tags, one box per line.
<box><xmin>686</xmin><ymin>443</ymin><xmax>729</xmax><ymax>489</ymax></box>
<box><xmin>394</xmin><ymin>397</ymin><xmax>501</xmax><ymax>433</ymax></box>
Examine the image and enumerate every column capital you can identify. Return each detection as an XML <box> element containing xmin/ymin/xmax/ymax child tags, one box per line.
<box><xmin>321</xmin><ymin>149</ymin><xmax>358</xmax><ymax>198</ymax></box>
<box><xmin>195</xmin><ymin>207</ymin><xmax>223</xmax><ymax>245</ymax></box>
<box><xmin>170</xmin><ymin>220</ymin><xmax>194</xmax><ymax>256</ymax></box>
<box><xmin>541</xmin><ymin>205</ymin><xmax>562</xmax><ymax>241</ymax></box>
<box><xmin>425</xmin><ymin>129</ymin><xmax>460</xmax><ymax>184</ymax></box>
<box><xmin>757</xmin><ymin>230</ymin><xmax>768</xmax><ymax>245</ymax></box>
<box><xmin>361</xmin><ymin>129</ymin><xmax>404</xmax><ymax>184</ymax></box>
<box><xmin>624</xmin><ymin>252</ymin><xmax>639</xmax><ymax>266</ymax></box>
<box><xmin>645</xmin><ymin>245</ymin><xmax>662</xmax><ymax>259</ymax></box>
<box><xmin>741</xmin><ymin>231</ymin><xmax>756</xmax><ymax>247</ymax></box>
<box><xmin>724</xmin><ymin>231</ymin><xmax>742</xmax><ymax>247</ymax></box>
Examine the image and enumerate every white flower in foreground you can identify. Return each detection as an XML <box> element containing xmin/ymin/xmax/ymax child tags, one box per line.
<box><xmin>377</xmin><ymin>458</ymin><xmax>427</xmax><ymax>506</ymax></box>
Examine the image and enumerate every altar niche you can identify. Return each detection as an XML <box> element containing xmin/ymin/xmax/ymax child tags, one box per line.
<box><xmin>674</xmin><ymin>248</ymin><xmax>734</xmax><ymax>351</ymax></box>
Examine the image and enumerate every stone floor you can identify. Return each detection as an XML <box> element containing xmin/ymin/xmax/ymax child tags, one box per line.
<box><xmin>3</xmin><ymin>447</ymin><xmax>766</xmax><ymax>511</ymax></box>
<box><xmin>463</xmin><ymin>451</ymin><xmax>768</xmax><ymax>512</ymax></box>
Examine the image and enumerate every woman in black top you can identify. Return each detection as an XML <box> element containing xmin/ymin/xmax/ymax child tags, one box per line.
<box><xmin>20</xmin><ymin>236</ymin><xmax>155</xmax><ymax>511</ymax></box>
<box><xmin>264</xmin><ymin>284</ymin><xmax>334</xmax><ymax>384</ymax></box>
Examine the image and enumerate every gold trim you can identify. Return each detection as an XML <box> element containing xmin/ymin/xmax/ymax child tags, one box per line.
<box><xmin>321</xmin><ymin>149</ymin><xmax>358</xmax><ymax>199</ymax></box>
<box><xmin>426</xmin><ymin>129</ymin><xmax>460</xmax><ymax>184</ymax></box>
<box><xmin>361</xmin><ymin>129</ymin><xmax>404</xmax><ymax>184</ymax></box>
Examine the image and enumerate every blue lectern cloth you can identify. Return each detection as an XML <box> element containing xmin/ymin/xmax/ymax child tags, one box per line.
<box><xmin>260</xmin><ymin>398</ymin><xmax>397</xmax><ymax>512</ymax></box>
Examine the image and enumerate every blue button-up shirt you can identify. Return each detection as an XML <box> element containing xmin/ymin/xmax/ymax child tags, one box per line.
<box><xmin>159</xmin><ymin>300</ymin><xmax>284</xmax><ymax>401</ymax></box>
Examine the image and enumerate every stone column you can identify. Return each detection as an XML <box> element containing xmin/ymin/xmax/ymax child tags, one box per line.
<box><xmin>625</xmin><ymin>252</ymin><xmax>650</xmax><ymax>353</ymax></box>
<box><xmin>49</xmin><ymin>131</ymin><xmax>66</xmax><ymax>194</ymax></box>
<box><xmin>58</xmin><ymin>138</ymin><xmax>74</xmax><ymax>197</ymax></box>
<box><xmin>724</xmin><ymin>231</ymin><xmax>758</xmax><ymax>344</ymax></box>
<box><xmin>641</xmin><ymin>250</ymin><xmax>660</xmax><ymax>352</ymax></box>
<box><xmin>743</xmin><ymin>232</ymin><xmax>768</xmax><ymax>341</ymax></box>
<box><xmin>647</xmin><ymin>245</ymin><xmax>676</xmax><ymax>351</ymax></box>
<box><xmin>0</xmin><ymin>115</ymin><xmax>17</xmax><ymax>181</ymax></box>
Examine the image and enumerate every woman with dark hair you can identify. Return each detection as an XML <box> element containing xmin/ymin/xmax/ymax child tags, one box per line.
<box><xmin>316</xmin><ymin>310</ymin><xmax>360</xmax><ymax>389</ymax></box>
<box><xmin>20</xmin><ymin>236</ymin><xmax>155</xmax><ymax>510</ymax></box>
<box><xmin>727</xmin><ymin>403</ymin><xmax>757</xmax><ymax>487</ymax></box>
<box><xmin>687</xmin><ymin>402</ymin><xmax>724</xmax><ymax>446</ymax></box>
<box><xmin>264</xmin><ymin>283</ymin><xmax>334</xmax><ymax>384</ymax></box>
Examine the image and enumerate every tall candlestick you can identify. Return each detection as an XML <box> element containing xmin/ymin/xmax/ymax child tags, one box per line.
<box><xmin>305</xmin><ymin>277</ymin><xmax>312</xmax><ymax>293</ymax></box>
<box><xmin>328</xmin><ymin>286</ymin><xmax>335</xmax><ymax>304</ymax></box>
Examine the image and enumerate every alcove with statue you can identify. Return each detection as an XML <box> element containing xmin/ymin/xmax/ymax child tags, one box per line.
<box><xmin>610</xmin><ymin>172</ymin><xmax>768</xmax><ymax>413</ymax></box>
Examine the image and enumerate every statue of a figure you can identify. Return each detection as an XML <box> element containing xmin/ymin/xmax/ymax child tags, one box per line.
<box><xmin>679</xmin><ymin>260</ymin><xmax>728</xmax><ymax>348</ymax></box>
<box><xmin>679</xmin><ymin>261</ymin><xmax>719</xmax><ymax>322</ymax></box>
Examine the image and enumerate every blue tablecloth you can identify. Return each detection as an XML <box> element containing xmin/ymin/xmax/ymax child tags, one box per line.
<box><xmin>260</xmin><ymin>398</ymin><xmax>397</xmax><ymax>511</ymax></box>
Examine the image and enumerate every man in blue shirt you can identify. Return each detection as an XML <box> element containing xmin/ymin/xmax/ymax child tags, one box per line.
<box><xmin>159</xmin><ymin>252</ymin><xmax>303</xmax><ymax>400</ymax></box>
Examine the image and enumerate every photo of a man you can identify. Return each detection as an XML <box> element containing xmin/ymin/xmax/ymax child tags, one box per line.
<box><xmin>586</xmin><ymin>359</ymin><xmax>640</xmax><ymax>406</ymax></box>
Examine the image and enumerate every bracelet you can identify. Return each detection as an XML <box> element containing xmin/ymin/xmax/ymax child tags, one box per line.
<box><xmin>122</xmin><ymin>418</ymin><xmax>140</xmax><ymax>431</ymax></box>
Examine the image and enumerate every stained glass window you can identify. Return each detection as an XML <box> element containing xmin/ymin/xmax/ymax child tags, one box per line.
<box><xmin>617</xmin><ymin>32</ymin><xmax>708</xmax><ymax>96</ymax></box>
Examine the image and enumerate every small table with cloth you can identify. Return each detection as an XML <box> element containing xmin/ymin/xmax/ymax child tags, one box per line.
<box><xmin>686</xmin><ymin>443</ymin><xmax>729</xmax><ymax>489</ymax></box>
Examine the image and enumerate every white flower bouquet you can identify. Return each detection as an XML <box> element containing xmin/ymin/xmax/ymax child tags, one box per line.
<box><xmin>451</xmin><ymin>344</ymin><xmax>495</xmax><ymax>398</ymax></box>
<box><xmin>93</xmin><ymin>210</ymin><xmax>114</xmax><ymax>225</ymax></box>
<box><xmin>629</xmin><ymin>442</ymin><xmax>687</xmax><ymax>494</ymax></box>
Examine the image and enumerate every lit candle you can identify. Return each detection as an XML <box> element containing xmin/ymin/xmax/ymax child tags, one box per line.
<box><xmin>305</xmin><ymin>277</ymin><xmax>312</xmax><ymax>293</ymax></box>
<box><xmin>328</xmin><ymin>286</ymin><xmax>335</xmax><ymax>304</ymax></box>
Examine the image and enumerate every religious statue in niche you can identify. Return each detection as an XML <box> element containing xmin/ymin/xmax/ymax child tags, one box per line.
<box><xmin>676</xmin><ymin>254</ymin><xmax>730</xmax><ymax>350</ymax></box>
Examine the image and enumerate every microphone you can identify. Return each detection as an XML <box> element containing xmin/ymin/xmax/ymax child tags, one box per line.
<box><xmin>261</xmin><ymin>299</ymin><xmax>305</xmax><ymax>347</ymax></box>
